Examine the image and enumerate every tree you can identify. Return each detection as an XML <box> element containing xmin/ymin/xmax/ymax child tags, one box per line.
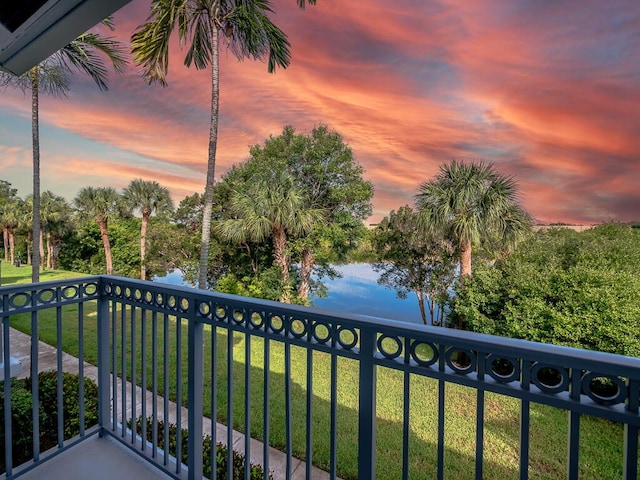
<box><xmin>131</xmin><ymin>0</ymin><xmax>317</xmax><ymax>289</ymax></box>
<box><xmin>215</xmin><ymin>171</ymin><xmax>325</xmax><ymax>303</ymax></box>
<box><xmin>373</xmin><ymin>206</ymin><xmax>457</xmax><ymax>326</ymax></box>
<box><xmin>73</xmin><ymin>187</ymin><xmax>122</xmax><ymax>274</ymax></box>
<box><xmin>0</xmin><ymin>19</ymin><xmax>127</xmax><ymax>282</ymax></box>
<box><xmin>123</xmin><ymin>179</ymin><xmax>173</xmax><ymax>280</ymax></box>
<box><xmin>449</xmin><ymin>225</ymin><xmax>640</xmax><ymax>355</ymax></box>
<box><xmin>0</xmin><ymin>180</ymin><xmax>19</xmax><ymax>262</ymax></box>
<box><xmin>415</xmin><ymin>160</ymin><xmax>532</xmax><ymax>278</ymax></box>
<box><xmin>40</xmin><ymin>191</ymin><xmax>73</xmax><ymax>270</ymax></box>
<box><xmin>238</xmin><ymin>125</ymin><xmax>374</xmax><ymax>299</ymax></box>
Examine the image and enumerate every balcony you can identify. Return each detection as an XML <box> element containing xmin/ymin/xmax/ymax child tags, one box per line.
<box><xmin>1</xmin><ymin>276</ymin><xmax>639</xmax><ymax>479</ymax></box>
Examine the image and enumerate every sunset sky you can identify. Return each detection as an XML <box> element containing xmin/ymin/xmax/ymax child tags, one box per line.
<box><xmin>0</xmin><ymin>0</ymin><xmax>638</xmax><ymax>225</ymax></box>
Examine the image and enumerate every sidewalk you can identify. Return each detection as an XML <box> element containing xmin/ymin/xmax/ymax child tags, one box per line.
<box><xmin>7</xmin><ymin>327</ymin><xmax>335</xmax><ymax>480</ymax></box>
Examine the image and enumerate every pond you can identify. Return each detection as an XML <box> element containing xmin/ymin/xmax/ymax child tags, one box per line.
<box><xmin>154</xmin><ymin>263</ymin><xmax>428</xmax><ymax>326</ymax></box>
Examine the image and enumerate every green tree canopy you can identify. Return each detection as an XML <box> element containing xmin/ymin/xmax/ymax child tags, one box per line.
<box><xmin>449</xmin><ymin>225</ymin><xmax>640</xmax><ymax>355</ymax></box>
<box><xmin>415</xmin><ymin>160</ymin><xmax>532</xmax><ymax>278</ymax></box>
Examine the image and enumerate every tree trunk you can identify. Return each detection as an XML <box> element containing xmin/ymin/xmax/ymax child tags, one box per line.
<box><xmin>8</xmin><ymin>228</ymin><xmax>14</xmax><ymax>265</ymax></box>
<box><xmin>198</xmin><ymin>22</ymin><xmax>220</xmax><ymax>289</ymax></box>
<box><xmin>3</xmin><ymin>227</ymin><xmax>8</xmax><ymax>262</ymax></box>
<box><xmin>415</xmin><ymin>290</ymin><xmax>427</xmax><ymax>325</ymax></box>
<box><xmin>272</xmin><ymin>226</ymin><xmax>290</xmax><ymax>303</ymax></box>
<box><xmin>140</xmin><ymin>212</ymin><xmax>149</xmax><ymax>280</ymax></box>
<box><xmin>26</xmin><ymin>233</ymin><xmax>31</xmax><ymax>265</ymax></box>
<box><xmin>98</xmin><ymin>220</ymin><xmax>113</xmax><ymax>275</ymax></box>
<box><xmin>297</xmin><ymin>247</ymin><xmax>314</xmax><ymax>300</ymax></box>
<box><xmin>460</xmin><ymin>239</ymin><xmax>472</xmax><ymax>278</ymax></box>
<box><xmin>46</xmin><ymin>231</ymin><xmax>52</xmax><ymax>269</ymax></box>
<box><xmin>31</xmin><ymin>67</ymin><xmax>41</xmax><ymax>282</ymax></box>
<box><xmin>52</xmin><ymin>234</ymin><xmax>61</xmax><ymax>270</ymax></box>
<box><xmin>39</xmin><ymin>228</ymin><xmax>45</xmax><ymax>271</ymax></box>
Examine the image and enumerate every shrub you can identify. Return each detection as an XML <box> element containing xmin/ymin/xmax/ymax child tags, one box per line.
<box><xmin>130</xmin><ymin>416</ymin><xmax>273</xmax><ymax>480</ymax></box>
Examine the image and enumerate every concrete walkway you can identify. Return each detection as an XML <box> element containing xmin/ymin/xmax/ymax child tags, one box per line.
<box><xmin>7</xmin><ymin>327</ymin><xmax>335</xmax><ymax>480</ymax></box>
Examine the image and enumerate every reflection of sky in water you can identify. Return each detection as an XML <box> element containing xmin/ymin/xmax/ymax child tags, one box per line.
<box><xmin>156</xmin><ymin>264</ymin><xmax>427</xmax><ymax>326</ymax></box>
<box><xmin>312</xmin><ymin>264</ymin><xmax>424</xmax><ymax>325</ymax></box>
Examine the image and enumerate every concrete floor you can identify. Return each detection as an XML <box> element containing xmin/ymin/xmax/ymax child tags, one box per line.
<box><xmin>14</xmin><ymin>435</ymin><xmax>175</xmax><ymax>480</ymax></box>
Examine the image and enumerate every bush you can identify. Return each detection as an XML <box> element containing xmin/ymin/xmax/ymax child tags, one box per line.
<box><xmin>130</xmin><ymin>416</ymin><xmax>272</xmax><ymax>480</ymax></box>
<box><xmin>0</xmin><ymin>372</ymin><xmax>98</xmax><ymax>474</ymax></box>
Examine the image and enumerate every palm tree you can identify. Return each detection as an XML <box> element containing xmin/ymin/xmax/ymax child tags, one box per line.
<box><xmin>74</xmin><ymin>187</ymin><xmax>122</xmax><ymax>275</ymax></box>
<box><xmin>0</xmin><ymin>19</ymin><xmax>127</xmax><ymax>282</ymax></box>
<box><xmin>215</xmin><ymin>172</ymin><xmax>325</xmax><ymax>303</ymax></box>
<box><xmin>40</xmin><ymin>191</ymin><xmax>72</xmax><ymax>269</ymax></box>
<box><xmin>415</xmin><ymin>160</ymin><xmax>532</xmax><ymax>278</ymax></box>
<box><xmin>131</xmin><ymin>0</ymin><xmax>316</xmax><ymax>289</ymax></box>
<box><xmin>123</xmin><ymin>179</ymin><xmax>174</xmax><ymax>280</ymax></box>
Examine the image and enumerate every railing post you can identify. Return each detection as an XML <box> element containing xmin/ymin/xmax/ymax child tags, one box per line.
<box><xmin>97</xmin><ymin>279</ymin><xmax>111</xmax><ymax>434</ymax></box>
<box><xmin>358</xmin><ymin>327</ymin><xmax>377</xmax><ymax>480</ymax></box>
<box><xmin>623</xmin><ymin>379</ymin><xmax>639</xmax><ymax>480</ymax></box>
<box><xmin>187</xmin><ymin>297</ymin><xmax>204</xmax><ymax>480</ymax></box>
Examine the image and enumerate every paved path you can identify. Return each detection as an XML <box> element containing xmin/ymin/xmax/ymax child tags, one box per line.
<box><xmin>7</xmin><ymin>327</ymin><xmax>335</xmax><ymax>480</ymax></box>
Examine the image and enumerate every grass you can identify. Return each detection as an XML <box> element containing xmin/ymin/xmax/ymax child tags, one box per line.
<box><xmin>3</xmin><ymin>266</ymin><xmax>633</xmax><ymax>479</ymax></box>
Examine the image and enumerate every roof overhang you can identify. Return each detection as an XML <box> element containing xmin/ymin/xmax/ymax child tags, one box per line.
<box><xmin>0</xmin><ymin>0</ymin><xmax>132</xmax><ymax>77</ymax></box>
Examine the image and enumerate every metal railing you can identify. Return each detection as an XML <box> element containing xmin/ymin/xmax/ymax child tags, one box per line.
<box><xmin>1</xmin><ymin>275</ymin><xmax>640</xmax><ymax>479</ymax></box>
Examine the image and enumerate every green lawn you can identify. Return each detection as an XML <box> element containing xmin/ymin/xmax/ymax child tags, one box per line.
<box><xmin>4</xmin><ymin>267</ymin><xmax>631</xmax><ymax>479</ymax></box>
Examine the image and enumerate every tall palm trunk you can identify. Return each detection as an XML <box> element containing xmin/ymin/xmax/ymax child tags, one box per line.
<box><xmin>3</xmin><ymin>228</ymin><xmax>8</xmax><ymax>262</ymax></box>
<box><xmin>30</xmin><ymin>67</ymin><xmax>41</xmax><ymax>283</ymax></box>
<box><xmin>460</xmin><ymin>239</ymin><xmax>472</xmax><ymax>278</ymax></box>
<box><xmin>51</xmin><ymin>234</ymin><xmax>62</xmax><ymax>270</ymax></box>
<box><xmin>272</xmin><ymin>226</ymin><xmax>290</xmax><ymax>303</ymax></box>
<box><xmin>140</xmin><ymin>212</ymin><xmax>149</xmax><ymax>280</ymax></box>
<box><xmin>297</xmin><ymin>247</ymin><xmax>314</xmax><ymax>300</ymax></box>
<box><xmin>39</xmin><ymin>228</ymin><xmax>45</xmax><ymax>271</ymax></box>
<box><xmin>98</xmin><ymin>220</ymin><xmax>113</xmax><ymax>274</ymax></box>
<box><xmin>8</xmin><ymin>228</ymin><xmax>14</xmax><ymax>265</ymax></box>
<box><xmin>46</xmin><ymin>231</ymin><xmax>52</xmax><ymax>269</ymax></box>
<box><xmin>198</xmin><ymin>24</ymin><xmax>220</xmax><ymax>289</ymax></box>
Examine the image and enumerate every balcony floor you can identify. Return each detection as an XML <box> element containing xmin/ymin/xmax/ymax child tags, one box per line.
<box><xmin>15</xmin><ymin>435</ymin><xmax>174</xmax><ymax>480</ymax></box>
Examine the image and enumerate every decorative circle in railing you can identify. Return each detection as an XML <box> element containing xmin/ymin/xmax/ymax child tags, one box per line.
<box><xmin>486</xmin><ymin>355</ymin><xmax>521</xmax><ymax>383</ymax></box>
<box><xmin>180</xmin><ymin>298</ymin><xmax>189</xmax><ymax>312</ymax></box>
<box><xmin>312</xmin><ymin>321</ymin><xmax>332</xmax><ymax>344</ymax></box>
<box><xmin>336</xmin><ymin>326</ymin><xmax>358</xmax><ymax>350</ymax></box>
<box><xmin>445</xmin><ymin>348</ymin><xmax>477</xmax><ymax>375</ymax></box>
<box><xmin>9</xmin><ymin>292</ymin><xmax>30</xmax><ymax>309</ymax></box>
<box><xmin>581</xmin><ymin>372</ymin><xmax>627</xmax><ymax>405</ymax></box>
<box><xmin>124</xmin><ymin>287</ymin><xmax>132</xmax><ymax>299</ymax></box>
<box><xmin>198</xmin><ymin>302</ymin><xmax>211</xmax><ymax>317</ymax></box>
<box><xmin>289</xmin><ymin>318</ymin><xmax>307</xmax><ymax>339</ymax></box>
<box><xmin>232</xmin><ymin>309</ymin><xmax>245</xmax><ymax>324</ymax></box>
<box><xmin>103</xmin><ymin>283</ymin><xmax>113</xmax><ymax>295</ymax></box>
<box><xmin>409</xmin><ymin>341</ymin><xmax>438</xmax><ymax>367</ymax></box>
<box><xmin>62</xmin><ymin>286</ymin><xmax>79</xmax><ymax>300</ymax></box>
<box><xmin>155</xmin><ymin>293</ymin><xmax>164</xmax><ymax>307</ymax></box>
<box><xmin>134</xmin><ymin>289</ymin><xmax>143</xmax><ymax>301</ymax></box>
<box><xmin>83</xmin><ymin>283</ymin><xmax>97</xmax><ymax>296</ymax></box>
<box><xmin>167</xmin><ymin>295</ymin><xmax>177</xmax><ymax>309</ymax></box>
<box><xmin>37</xmin><ymin>288</ymin><xmax>56</xmax><ymax>304</ymax></box>
<box><xmin>377</xmin><ymin>335</ymin><xmax>403</xmax><ymax>360</ymax></box>
<box><xmin>214</xmin><ymin>305</ymin><xmax>227</xmax><ymax>321</ymax></box>
<box><xmin>530</xmin><ymin>363</ymin><xmax>570</xmax><ymax>394</ymax></box>
<box><xmin>114</xmin><ymin>285</ymin><xmax>122</xmax><ymax>296</ymax></box>
<box><xmin>144</xmin><ymin>291</ymin><xmax>153</xmax><ymax>304</ymax></box>
<box><xmin>249</xmin><ymin>311</ymin><xmax>265</xmax><ymax>329</ymax></box>
<box><xmin>268</xmin><ymin>314</ymin><xmax>285</xmax><ymax>334</ymax></box>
